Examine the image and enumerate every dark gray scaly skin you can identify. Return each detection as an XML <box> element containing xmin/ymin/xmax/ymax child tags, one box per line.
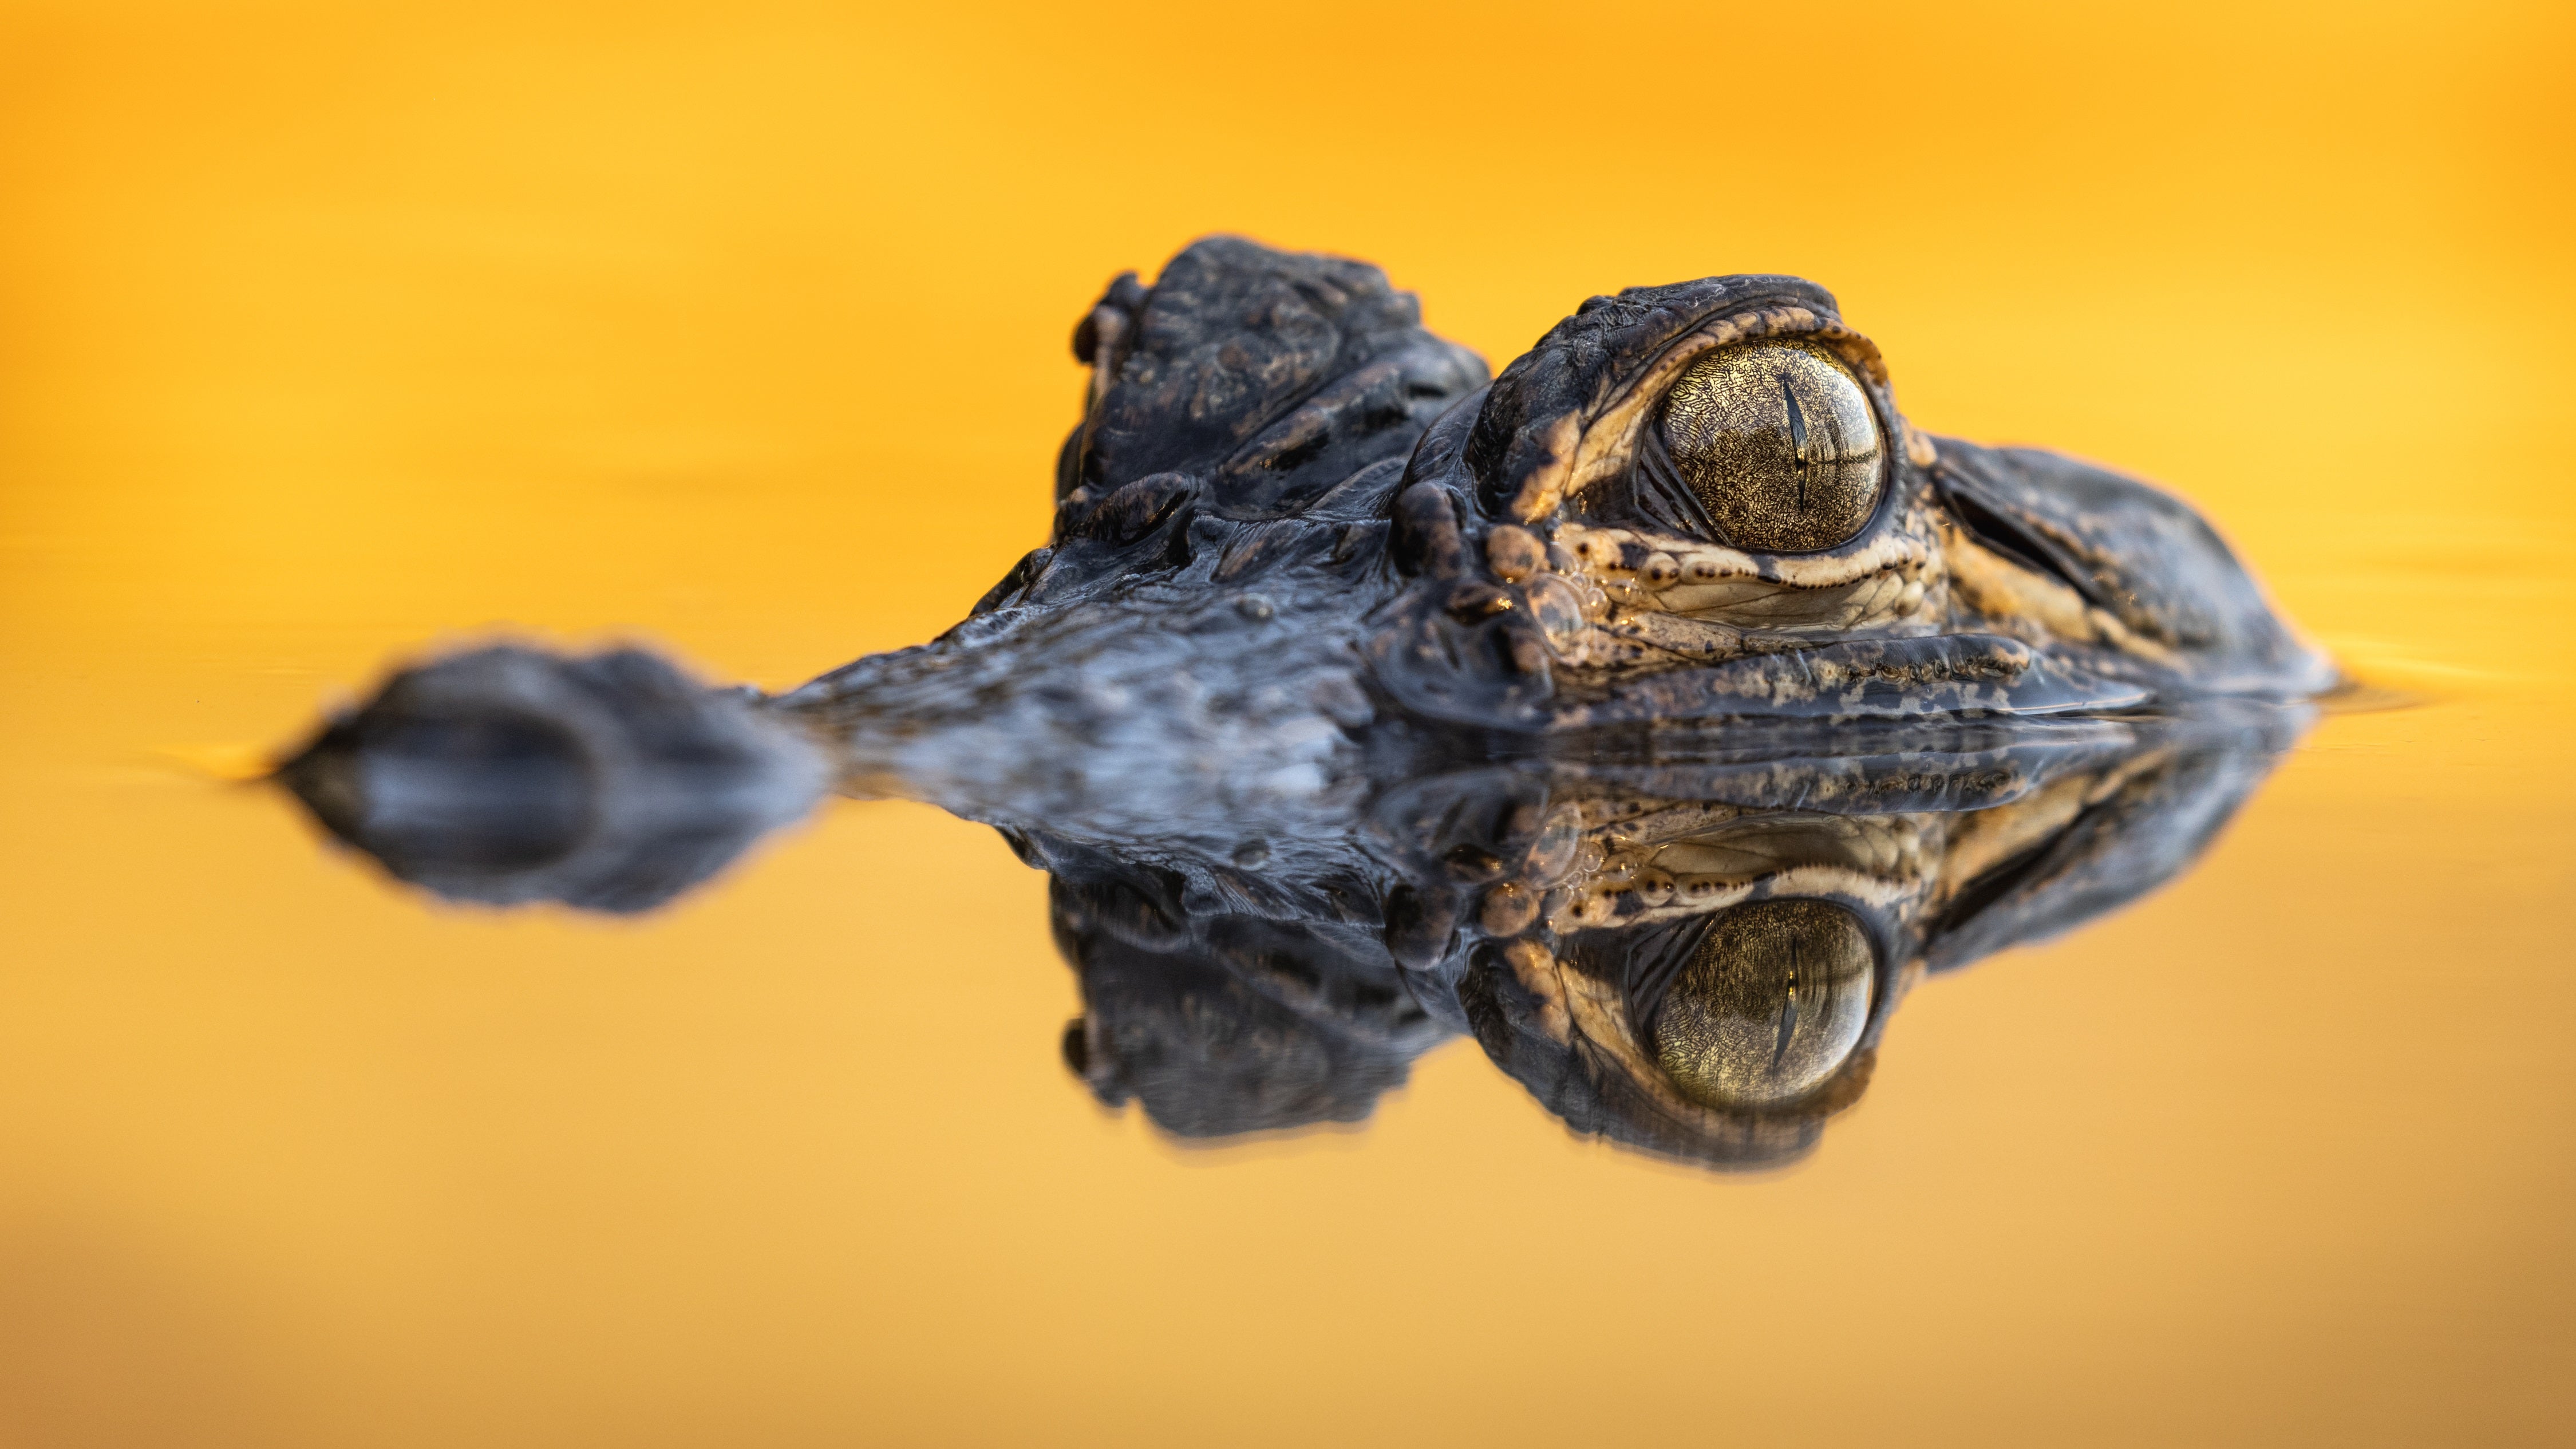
<box><xmin>277</xmin><ymin>238</ymin><xmax>2331</xmax><ymax>1167</ymax></box>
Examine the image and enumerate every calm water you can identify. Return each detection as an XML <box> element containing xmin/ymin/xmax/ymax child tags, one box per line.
<box><xmin>5</xmin><ymin>3</ymin><xmax>2573</xmax><ymax>1445</ymax></box>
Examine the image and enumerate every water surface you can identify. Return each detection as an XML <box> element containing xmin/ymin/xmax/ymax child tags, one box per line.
<box><xmin>3</xmin><ymin>3</ymin><xmax>2572</xmax><ymax>1444</ymax></box>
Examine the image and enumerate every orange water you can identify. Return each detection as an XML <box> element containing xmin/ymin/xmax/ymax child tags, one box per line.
<box><xmin>2</xmin><ymin>2</ymin><xmax>2571</xmax><ymax>1444</ymax></box>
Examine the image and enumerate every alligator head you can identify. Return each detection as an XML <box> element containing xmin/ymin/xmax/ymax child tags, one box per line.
<box><xmin>757</xmin><ymin>235</ymin><xmax>2330</xmax><ymax>830</ymax></box>
<box><xmin>269</xmin><ymin>236</ymin><xmax>2334</xmax><ymax>1165</ymax></box>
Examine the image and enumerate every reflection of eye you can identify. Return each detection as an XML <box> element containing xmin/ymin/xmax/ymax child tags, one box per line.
<box><xmin>1649</xmin><ymin>898</ymin><xmax>1875</xmax><ymax>1107</ymax></box>
<box><xmin>1658</xmin><ymin>339</ymin><xmax>1884</xmax><ymax>553</ymax></box>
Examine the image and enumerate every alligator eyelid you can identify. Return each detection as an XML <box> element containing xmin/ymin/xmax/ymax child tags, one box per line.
<box><xmin>1620</xmin><ymin>913</ymin><xmax>1718</xmax><ymax>1037</ymax></box>
<box><xmin>1631</xmin><ymin>425</ymin><xmax>1727</xmax><ymax>543</ymax></box>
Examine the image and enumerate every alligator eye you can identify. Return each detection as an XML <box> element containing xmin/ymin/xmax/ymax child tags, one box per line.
<box><xmin>1658</xmin><ymin>339</ymin><xmax>1884</xmax><ymax>553</ymax></box>
<box><xmin>1649</xmin><ymin>898</ymin><xmax>1875</xmax><ymax>1107</ymax></box>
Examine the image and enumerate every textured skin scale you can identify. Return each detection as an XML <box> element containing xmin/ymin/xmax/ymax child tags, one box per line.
<box><xmin>278</xmin><ymin>237</ymin><xmax>2333</xmax><ymax>1168</ymax></box>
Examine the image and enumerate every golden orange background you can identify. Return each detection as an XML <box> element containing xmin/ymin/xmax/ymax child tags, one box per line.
<box><xmin>1</xmin><ymin>2</ymin><xmax>2571</xmax><ymax>1444</ymax></box>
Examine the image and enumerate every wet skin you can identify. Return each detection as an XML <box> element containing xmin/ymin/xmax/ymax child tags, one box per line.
<box><xmin>276</xmin><ymin>238</ymin><xmax>2332</xmax><ymax>1166</ymax></box>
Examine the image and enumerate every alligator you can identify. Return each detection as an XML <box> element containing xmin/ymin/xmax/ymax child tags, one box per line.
<box><xmin>274</xmin><ymin>237</ymin><xmax>2332</xmax><ymax>1167</ymax></box>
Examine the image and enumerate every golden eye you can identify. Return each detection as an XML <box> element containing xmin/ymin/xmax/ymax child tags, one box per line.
<box><xmin>1649</xmin><ymin>898</ymin><xmax>1875</xmax><ymax>1107</ymax></box>
<box><xmin>1658</xmin><ymin>339</ymin><xmax>1884</xmax><ymax>553</ymax></box>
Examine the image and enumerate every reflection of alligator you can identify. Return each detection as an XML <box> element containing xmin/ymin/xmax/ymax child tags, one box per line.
<box><xmin>1048</xmin><ymin>709</ymin><xmax>2304</xmax><ymax>1166</ymax></box>
<box><xmin>275</xmin><ymin>236</ymin><xmax>2330</xmax><ymax>1166</ymax></box>
<box><xmin>1056</xmin><ymin>711</ymin><xmax>2308</xmax><ymax>1160</ymax></box>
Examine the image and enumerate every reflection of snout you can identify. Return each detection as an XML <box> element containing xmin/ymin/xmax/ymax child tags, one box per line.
<box><xmin>276</xmin><ymin>645</ymin><xmax>825</xmax><ymax>913</ymax></box>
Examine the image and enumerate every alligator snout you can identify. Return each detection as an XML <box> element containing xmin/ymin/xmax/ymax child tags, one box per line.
<box><xmin>278</xmin><ymin>646</ymin><xmax>824</xmax><ymax>912</ymax></box>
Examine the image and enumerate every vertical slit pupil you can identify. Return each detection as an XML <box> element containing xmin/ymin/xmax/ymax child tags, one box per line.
<box><xmin>1772</xmin><ymin>934</ymin><xmax>1801</xmax><ymax>1071</ymax></box>
<box><xmin>1777</xmin><ymin>373</ymin><xmax>1810</xmax><ymax>510</ymax></box>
